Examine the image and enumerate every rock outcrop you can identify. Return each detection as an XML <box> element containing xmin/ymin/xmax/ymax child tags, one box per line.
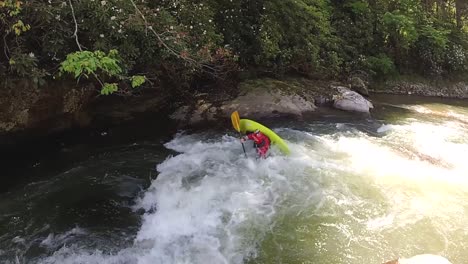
<box><xmin>0</xmin><ymin>80</ymin><xmax>95</xmax><ymax>137</ymax></box>
<box><xmin>349</xmin><ymin>76</ymin><xmax>369</xmax><ymax>96</ymax></box>
<box><xmin>219</xmin><ymin>89</ymin><xmax>316</xmax><ymax>117</ymax></box>
<box><xmin>0</xmin><ymin>79</ymin><xmax>169</xmax><ymax>144</ymax></box>
<box><xmin>171</xmin><ymin>78</ymin><xmax>378</xmax><ymax>124</ymax></box>
<box><xmin>332</xmin><ymin>86</ymin><xmax>374</xmax><ymax>113</ymax></box>
<box><xmin>171</xmin><ymin>79</ymin><xmax>317</xmax><ymax>124</ymax></box>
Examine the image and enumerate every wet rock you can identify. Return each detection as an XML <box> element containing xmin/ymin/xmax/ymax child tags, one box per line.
<box><xmin>332</xmin><ymin>86</ymin><xmax>373</xmax><ymax>113</ymax></box>
<box><xmin>63</xmin><ymin>89</ymin><xmax>90</xmax><ymax>114</ymax></box>
<box><xmin>0</xmin><ymin>79</ymin><xmax>96</xmax><ymax>137</ymax></box>
<box><xmin>349</xmin><ymin>76</ymin><xmax>369</xmax><ymax>96</ymax></box>
<box><xmin>220</xmin><ymin>89</ymin><xmax>316</xmax><ymax>118</ymax></box>
<box><xmin>171</xmin><ymin>80</ymin><xmax>317</xmax><ymax>124</ymax></box>
<box><xmin>314</xmin><ymin>95</ymin><xmax>333</xmax><ymax>106</ymax></box>
<box><xmin>170</xmin><ymin>101</ymin><xmax>216</xmax><ymax>124</ymax></box>
<box><xmin>383</xmin><ymin>254</ymin><xmax>452</xmax><ymax>264</ymax></box>
<box><xmin>170</xmin><ymin>106</ymin><xmax>191</xmax><ymax>122</ymax></box>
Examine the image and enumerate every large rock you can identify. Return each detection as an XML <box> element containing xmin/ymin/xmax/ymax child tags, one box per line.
<box><xmin>0</xmin><ymin>80</ymin><xmax>94</xmax><ymax>136</ymax></box>
<box><xmin>333</xmin><ymin>86</ymin><xmax>373</xmax><ymax>113</ymax></box>
<box><xmin>383</xmin><ymin>254</ymin><xmax>452</xmax><ymax>264</ymax></box>
<box><xmin>349</xmin><ymin>76</ymin><xmax>369</xmax><ymax>96</ymax></box>
<box><xmin>171</xmin><ymin>87</ymin><xmax>316</xmax><ymax>124</ymax></box>
<box><xmin>170</xmin><ymin>100</ymin><xmax>217</xmax><ymax>124</ymax></box>
<box><xmin>0</xmin><ymin>78</ymin><xmax>168</xmax><ymax>144</ymax></box>
<box><xmin>220</xmin><ymin>89</ymin><xmax>316</xmax><ymax>118</ymax></box>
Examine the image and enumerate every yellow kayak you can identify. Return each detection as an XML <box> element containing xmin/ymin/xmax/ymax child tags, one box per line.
<box><xmin>239</xmin><ymin>119</ymin><xmax>290</xmax><ymax>155</ymax></box>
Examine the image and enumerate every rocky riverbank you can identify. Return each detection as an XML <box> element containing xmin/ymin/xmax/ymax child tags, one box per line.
<box><xmin>371</xmin><ymin>76</ymin><xmax>468</xmax><ymax>99</ymax></box>
<box><xmin>171</xmin><ymin>76</ymin><xmax>468</xmax><ymax>125</ymax></box>
<box><xmin>1</xmin><ymin>76</ymin><xmax>467</xmax><ymax>144</ymax></box>
<box><xmin>0</xmin><ymin>79</ymin><xmax>169</xmax><ymax>145</ymax></box>
<box><xmin>170</xmin><ymin>77</ymin><xmax>374</xmax><ymax>124</ymax></box>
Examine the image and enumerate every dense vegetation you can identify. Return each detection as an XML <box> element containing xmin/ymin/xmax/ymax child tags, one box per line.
<box><xmin>1</xmin><ymin>0</ymin><xmax>468</xmax><ymax>95</ymax></box>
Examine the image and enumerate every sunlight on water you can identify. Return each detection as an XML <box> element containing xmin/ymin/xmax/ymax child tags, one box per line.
<box><xmin>251</xmin><ymin>104</ymin><xmax>468</xmax><ymax>264</ymax></box>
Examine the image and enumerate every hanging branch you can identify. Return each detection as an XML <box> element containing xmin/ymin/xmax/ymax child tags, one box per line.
<box><xmin>68</xmin><ymin>0</ymin><xmax>82</xmax><ymax>51</ymax></box>
<box><xmin>129</xmin><ymin>0</ymin><xmax>193</xmax><ymax>61</ymax></box>
<box><xmin>128</xmin><ymin>0</ymin><xmax>223</xmax><ymax>77</ymax></box>
<box><xmin>3</xmin><ymin>34</ymin><xmax>10</xmax><ymax>60</ymax></box>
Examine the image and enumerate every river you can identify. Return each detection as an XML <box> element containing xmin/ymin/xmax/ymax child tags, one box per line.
<box><xmin>0</xmin><ymin>95</ymin><xmax>467</xmax><ymax>264</ymax></box>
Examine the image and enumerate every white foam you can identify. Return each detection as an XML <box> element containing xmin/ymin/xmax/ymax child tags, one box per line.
<box><xmin>37</xmin><ymin>110</ymin><xmax>468</xmax><ymax>263</ymax></box>
<box><xmin>39</xmin><ymin>134</ymin><xmax>317</xmax><ymax>264</ymax></box>
<box><xmin>377</xmin><ymin>124</ymin><xmax>393</xmax><ymax>133</ymax></box>
<box><xmin>40</xmin><ymin>227</ymin><xmax>87</xmax><ymax>248</ymax></box>
<box><xmin>399</xmin><ymin>254</ymin><xmax>452</xmax><ymax>264</ymax></box>
<box><xmin>366</xmin><ymin>214</ymin><xmax>395</xmax><ymax>230</ymax></box>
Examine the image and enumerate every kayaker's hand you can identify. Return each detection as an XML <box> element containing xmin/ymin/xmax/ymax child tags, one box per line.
<box><xmin>241</xmin><ymin>138</ymin><xmax>246</xmax><ymax>143</ymax></box>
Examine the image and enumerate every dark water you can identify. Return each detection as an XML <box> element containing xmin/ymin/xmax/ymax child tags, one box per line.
<box><xmin>0</xmin><ymin>94</ymin><xmax>467</xmax><ymax>264</ymax></box>
<box><xmin>0</xmin><ymin>116</ymin><xmax>179</xmax><ymax>262</ymax></box>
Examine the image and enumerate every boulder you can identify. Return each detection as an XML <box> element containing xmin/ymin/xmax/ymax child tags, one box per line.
<box><xmin>314</xmin><ymin>95</ymin><xmax>333</xmax><ymax>106</ymax></box>
<box><xmin>0</xmin><ymin>80</ymin><xmax>94</xmax><ymax>135</ymax></box>
<box><xmin>383</xmin><ymin>254</ymin><xmax>452</xmax><ymax>264</ymax></box>
<box><xmin>349</xmin><ymin>76</ymin><xmax>369</xmax><ymax>96</ymax></box>
<box><xmin>332</xmin><ymin>86</ymin><xmax>373</xmax><ymax>113</ymax></box>
<box><xmin>171</xmin><ymin>89</ymin><xmax>316</xmax><ymax>124</ymax></box>
<box><xmin>220</xmin><ymin>89</ymin><xmax>316</xmax><ymax>118</ymax></box>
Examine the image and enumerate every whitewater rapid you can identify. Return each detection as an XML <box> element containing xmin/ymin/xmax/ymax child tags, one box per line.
<box><xmin>38</xmin><ymin>132</ymin><xmax>322</xmax><ymax>264</ymax></box>
<box><xmin>35</xmin><ymin>102</ymin><xmax>468</xmax><ymax>264</ymax></box>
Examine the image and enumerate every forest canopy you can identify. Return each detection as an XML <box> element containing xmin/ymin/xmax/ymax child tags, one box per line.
<box><xmin>1</xmin><ymin>0</ymin><xmax>468</xmax><ymax>93</ymax></box>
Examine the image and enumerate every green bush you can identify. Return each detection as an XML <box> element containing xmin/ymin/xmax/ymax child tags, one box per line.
<box><xmin>366</xmin><ymin>54</ymin><xmax>397</xmax><ymax>77</ymax></box>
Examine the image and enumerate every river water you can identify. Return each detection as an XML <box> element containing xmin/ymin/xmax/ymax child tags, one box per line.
<box><xmin>0</xmin><ymin>95</ymin><xmax>467</xmax><ymax>264</ymax></box>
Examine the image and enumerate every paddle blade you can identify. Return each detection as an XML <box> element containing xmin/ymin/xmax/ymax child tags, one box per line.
<box><xmin>231</xmin><ymin>111</ymin><xmax>241</xmax><ymax>132</ymax></box>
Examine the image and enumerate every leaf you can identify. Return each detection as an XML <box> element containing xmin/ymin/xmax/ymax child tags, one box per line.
<box><xmin>60</xmin><ymin>50</ymin><xmax>122</xmax><ymax>78</ymax></box>
<box><xmin>101</xmin><ymin>83</ymin><xmax>118</xmax><ymax>95</ymax></box>
<box><xmin>131</xmin><ymin>75</ymin><xmax>146</xmax><ymax>88</ymax></box>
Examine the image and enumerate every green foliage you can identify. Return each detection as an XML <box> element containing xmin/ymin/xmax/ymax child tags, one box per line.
<box><xmin>101</xmin><ymin>83</ymin><xmax>118</xmax><ymax>95</ymax></box>
<box><xmin>2</xmin><ymin>0</ymin><xmax>468</xmax><ymax>93</ymax></box>
<box><xmin>344</xmin><ymin>1</ymin><xmax>369</xmax><ymax>15</ymax></box>
<box><xmin>60</xmin><ymin>50</ymin><xmax>122</xmax><ymax>78</ymax></box>
<box><xmin>59</xmin><ymin>50</ymin><xmax>149</xmax><ymax>95</ymax></box>
<box><xmin>445</xmin><ymin>43</ymin><xmax>468</xmax><ymax>73</ymax></box>
<box><xmin>1</xmin><ymin>1</ymin><xmax>30</xmax><ymax>37</ymax></box>
<box><xmin>11</xmin><ymin>19</ymin><xmax>30</xmax><ymax>35</ymax></box>
<box><xmin>7</xmin><ymin>50</ymin><xmax>46</xmax><ymax>81</ymax></box>
<box><xmin>131</xmin><ymin>75</ymin><xmax>145</xmax><ymax>88</ymax></box>
<box><xmin>383</xmin><ymin>11</ymin><xmax>419</xmax><ymax>49</ymax></box>
<box><xmin>254</xmin><ymin>0</ymin><xmax>334</xmax><ymax>76</ymax></box>
<box><xmin>413</xmin><ymin>24</ymin><xmax>451</xmax><ymax>76</ymax></box>
<box><xmin>0</xmin><ymin>0</ymin><xmax>23</xmax><ymax>16</ymax></box>
<box><xmin>366</xmin><ymin>54</ymin><xmax>396</xmax><ymax>77</ymax></box>
<box><xmin>419</xmin><ymin>25</ymin><xmax>450</xmax><ymax>51</ymax></box>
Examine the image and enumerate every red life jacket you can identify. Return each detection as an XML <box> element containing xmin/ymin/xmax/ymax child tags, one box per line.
<box><xmin>247</xmin><ymin>132</ymin><xmax>270</xmax><ymax>148</ymax></box>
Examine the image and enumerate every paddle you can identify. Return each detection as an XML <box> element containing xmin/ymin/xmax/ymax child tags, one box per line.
<box><xmin>231</xmin><ymin>111</ymin><xmax>247</xmax><ymax>158</ymax></box>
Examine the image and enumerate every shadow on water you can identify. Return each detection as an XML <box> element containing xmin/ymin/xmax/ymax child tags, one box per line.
<box><xmin>0</xmin><ymin>112</ymin><xmax>179</xmax><ymax>193</ymax></box>
<box><xmin>0</xmin><ymin>112</ymin><xmax>180</xmax><ymax>262</ymax></box>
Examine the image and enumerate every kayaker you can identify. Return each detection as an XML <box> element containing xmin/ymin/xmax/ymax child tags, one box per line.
<box><xmin>241</xmin><ymin>129</ymin><xmax>271</xmax><ymax>158</ymax></box>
